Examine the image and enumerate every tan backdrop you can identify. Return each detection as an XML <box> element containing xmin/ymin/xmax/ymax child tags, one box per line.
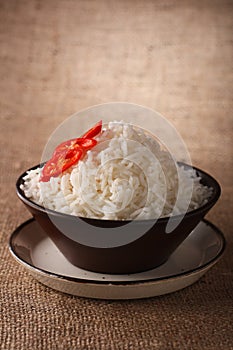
<box><xmin>0</xmin><ymin>0</ymin><xmax>232</xmax><ymax>349</ymax></box>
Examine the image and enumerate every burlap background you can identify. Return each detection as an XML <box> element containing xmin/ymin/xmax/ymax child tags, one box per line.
<box><xmin>0</xmin><ymin>0</ymin><xmax>232</xmax><ymax>349</ymax></box>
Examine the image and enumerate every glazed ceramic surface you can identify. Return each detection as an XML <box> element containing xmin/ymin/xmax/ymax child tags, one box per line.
<box><xmin>9</xmin><ymin>219</ymin><xmax>225</xmax><ymax>299</ymax></box>
<box><xmin>16</xmin><ymin>164</ymin><xmax>221</xmax><ymax>273</ymax></box>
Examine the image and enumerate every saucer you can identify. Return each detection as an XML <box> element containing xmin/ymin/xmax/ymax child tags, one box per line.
<box><xmin>9</xmin><ymin>218</ymin><xmax>225</xmax><ymax>299</ymax></box>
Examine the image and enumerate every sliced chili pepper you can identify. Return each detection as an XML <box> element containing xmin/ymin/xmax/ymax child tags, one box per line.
<box><xmin>82</xmin><ymin>120</ymin><xmax>102</xmax><ymax>139</ymax></box>
<box><xmin>40</xmin><ymin>148</ymin><xmax>83</xmax><ymax>182</ymax></box>
<box><xmin>40</xmin><ymin>121</ymin><xmax>102</xmax><ymax>182</ymax></box>
<box><xmin>53</xmin><ymin>139</ymin><xmax>78</xmax><ymax>156</ymax></box>
<box><xmin>76</xmin><ymin>138</ymin><xmax>97</xmax><ymax>150</ymax></box>
<box><xmin>40</xmin><ymin>157</ymin><xmax>61</xmax><ymax>182</ymax></box>
<box><xmin>53</xmin><ymin>138</ymin><xmax>97</xmax><ymax>156</ymax></box>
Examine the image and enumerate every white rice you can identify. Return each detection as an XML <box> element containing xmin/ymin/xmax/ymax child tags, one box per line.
<box><xmin>21</xmin><ymin>122</ymin><xmax>212</xmax><ymax>220</ymax></box>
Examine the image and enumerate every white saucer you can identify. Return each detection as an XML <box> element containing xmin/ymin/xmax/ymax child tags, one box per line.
<box><xmin>9</xmin><ymin>218</ymin><xmax>225</xmax><ymax>300</ymax></box>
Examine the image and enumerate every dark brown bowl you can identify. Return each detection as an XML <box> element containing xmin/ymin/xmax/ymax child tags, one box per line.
<box><xmin>16</xmin><ymin>163</ymin><xmax>221</xmax><ymax>274</ymax></box>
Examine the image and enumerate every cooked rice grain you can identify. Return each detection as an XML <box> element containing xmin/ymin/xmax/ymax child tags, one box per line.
<box><xmin>21</xmin><ymin>122</ymin><xmax>212</xmax><ymax>220</ymax></box>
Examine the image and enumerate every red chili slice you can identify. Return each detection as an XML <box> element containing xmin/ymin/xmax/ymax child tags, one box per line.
<box><xmin>82</xmin><ymin>120</ymin><xmax>102</xmax><ymax>139</ymax></box>
<box><xmin>53</xmin><ymin>139</ymin><xmax>77</xmax><ymax>156</ymax></box>
<box><xmin>40</xmin><ymin>121</ymin><xmax>102</xmax><ymax>182</ymax></box>
<box><xmin>40</xmin><ymin>148</ymin><xmax>83</xmax><ymax>182</ymax></box>
<box><xmin>76</xmin><ymin>138</ymin><xmax>97</xmax><ymax>150</ymax></box>
<box><xmin>53</xmin><ymin>138</ymin><xmax>97</xmax><ymax>156</ymax></box>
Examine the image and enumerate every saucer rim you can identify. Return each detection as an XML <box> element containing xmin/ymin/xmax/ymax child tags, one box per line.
<box><xmin>9</xmin><ymin>218</ymin><xmax>226</xmax><ymax>286</ymax></box>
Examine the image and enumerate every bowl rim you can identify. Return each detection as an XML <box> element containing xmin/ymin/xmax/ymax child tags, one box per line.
<box><xmin>16</xmin><ymin>162</ymin><xmax>221</xmax><ymax>224</ymax></box>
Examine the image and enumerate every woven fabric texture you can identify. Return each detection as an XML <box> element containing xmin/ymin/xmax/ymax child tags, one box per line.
<box><xmin>0</xmin><ymin>0</ymin><xmax>232</xmax><ymax>349</ymax></box>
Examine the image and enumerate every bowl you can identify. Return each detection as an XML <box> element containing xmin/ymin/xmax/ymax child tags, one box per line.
<box><xmin>16</xmin><ymin>163</ymin><xmax>221</xmax><ymax>274</ymax></box>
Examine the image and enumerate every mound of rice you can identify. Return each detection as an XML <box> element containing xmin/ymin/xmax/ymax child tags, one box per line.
<box><xmin>21</xmin><ymin>122</ymin><xmax>212</xmax><ymax>220</ymax></box>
